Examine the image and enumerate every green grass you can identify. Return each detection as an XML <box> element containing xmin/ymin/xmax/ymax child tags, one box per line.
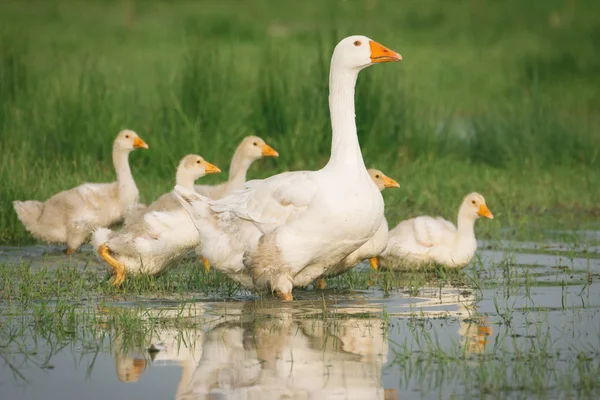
<box><xmin>1</xmin><ymin>0</ymin><xmax>599</xmax><ymax>244</ymax></box>
<box><xmin>0</xmin><ymin>259</ymin><xmax>248</xmax><ymax>303</ymax></box>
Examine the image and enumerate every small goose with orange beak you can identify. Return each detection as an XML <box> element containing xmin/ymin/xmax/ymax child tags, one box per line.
<box><xmin>193</xmin><ymin>135</ymin><xmax>278</xmax><ymax>273</ymax></box>
<box><xmin>375</xmin><ymin>193</ymin><xmax>494</xmax><ymax>270</ymax></box>
<box><xmin>13</xmin><ymin>129</ymin><xmax>148</xmax><ymax>254</ymax></box>
<box><xmin>194</xmin><ymin>135</ymin><xmax>278</xmax><ymax>200</ymax></box>
<box><xmin>92</xmin><ymin>154</ymin><xmax>220</xmax><ymax>285</ymax></box>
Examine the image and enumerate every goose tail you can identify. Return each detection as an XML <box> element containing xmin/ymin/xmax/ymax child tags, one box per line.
<box><xmin>13</xmin><ymin>200</ymin><xmax>45</xmax><ymax>237</ymax></box>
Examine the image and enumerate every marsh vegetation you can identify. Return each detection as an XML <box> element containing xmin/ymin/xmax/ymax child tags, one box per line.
<box><xmin>1</xmin><ymin>0</ymin><xmax>599</xmax><ymax>398</ymax></box>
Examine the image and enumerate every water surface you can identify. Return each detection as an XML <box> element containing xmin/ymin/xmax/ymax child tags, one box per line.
<box><xmin>1</xmin><ymin>232</ymin><xmax>599</xmax><ymax>399</ymax></box>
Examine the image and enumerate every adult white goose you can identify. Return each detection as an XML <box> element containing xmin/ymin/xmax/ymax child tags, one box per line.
<box><xmin>195</xmin><ymin>135</ymin><xmax>278</xmax><ymax>199</ymax></box>
<box><xmin>314</xmin><ymin>169</ymin><xmax>400</xmax><ymax>289</ymax></box>
<box><xmin>13</xmin><ymin>130</ymin><xmax>148</xmax><ymax>254</ymax></box>
<box><xmin>175</xmin><ymin>35</ymin><xmax>401</xmax><ymax>300</ymax></box>
<box><xmin>377</xmin><ymin>193</ymin><xmax>494</xmax><ymax>270</ymax></box>
<box><xmin>91</xmin><ymin>155</ymin><xmax>220</xmax><ymax>285</ymax></box>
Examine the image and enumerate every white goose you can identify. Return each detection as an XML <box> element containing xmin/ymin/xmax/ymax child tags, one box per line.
<box><xmin>13</xmin><ymin>130</ymin><xmax>148</xmax><ymax>254</ymax></box>
<box><xmin>195</xmin><ymin>135</ymin><xmax>278</xmax><ymax>199</ymax></box>
<box><xmin>193</xmin><ymin>135</ymin><xmax>277</xmax><ymax>271</ymax></box>
<box><xmin>378</xmin><ymin>193</ymin><xmax>494</xmax><ymax>270</ymax></box>
<box><xmin>314</xmin><ymin>169</ymin><xmax>399</xmax><ymax>289</ymax></box>
<box><xmin>175</xmin><ymin>36</ymin><xmax>401</xmax><ymax>300</ymax></box>
<box><xmin>123</xmin><ymin>154</ymin><xmax>221</xmax><ymax>224</ymax></box>
<box><xmin>91</xmin><ymin>154</ymin><xmax>220</xmax><ymax>285</ymax></box>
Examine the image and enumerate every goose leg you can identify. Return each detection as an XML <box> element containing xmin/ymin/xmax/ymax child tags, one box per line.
<box><xmin>66</xmin><ymin>224</ymin><xmax>87</xmax><ymax>256</ymax></box>
<box><xmin>369</xmin><ymin>256</ymin><xmax>379</xmax><ymax>271</ymax></box>
<box><xmin>315</xmin><ymin>277</ymin><xmax>327</xmax><ymax>290</ymax></box>
<box><xmin>368</xmin><ymin>257</ymin><xmax>380</xmax><ymax>287</ymax></box>
<box><xmin>98</xmin><ymin>244</ymin><xmax>126</xmax><ymax>286</ymax></box>
<box><xmin>202</xmin><ymin>256</ymin><xmax>211</xmax><ymax>273</ymax></box>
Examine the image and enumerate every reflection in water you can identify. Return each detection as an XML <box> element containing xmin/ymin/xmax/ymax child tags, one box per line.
<box><xmin>148</xmin><ymin>327</ymin><xmax>204</xmax><ymax>398</ymax></box>
<box><xmin>3</xmin><ymin>238</ymin><xmax>599</xmax><ymax>399</ymax></box>
<box><xmin>115</xmin><ymin>350</ymin><xmax>146</xmax><ymax>383</ymax></box>
<box><xmin>383</xmin><ymin>288</ymin><xmax>492</xmax><ymax>356</ymax></box>
<box><xmin>108</xmin><ymin>290</ymin><xmax>490</xmax><ymax>399</ymax></box>
<box><xmin>459</xmin><ymin>318</ymin><xmax>492</xmax><ymax>354</ymax></box>
<box><xmin>187</xmin><ymin>319</ymin><xmax>386</xmax><ymax>399</ymax></box>
<box><xmin>109</xmin><ymin>302</ymin><xmax>393</xmax><ymax>399</ymax></box>
<box><xmin>423</xmin><ymin>293</ymin><xmax>492</xmax><ymax>356</ymax></box>
<box><xmin>104</xmin><ymin>304</ymin><xmax>207</xmax><ymax>391</ymax></box>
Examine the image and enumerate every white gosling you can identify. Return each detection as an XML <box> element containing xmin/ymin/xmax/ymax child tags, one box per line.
<box><xmin>314</xmin><ymin>169</ymin><xmax>400</xmax><ymax>289</ymax></box>
<box><xmin>193</xmin><ymin>135</ymin><xmax>277</xmax><ymax>271</ymax></box>
<box><xmin>378</xmin><ymin>193</ymin><xmax>494</xmax><ymax>270</ymax></box>
<box><xmin>124</xmin><ymin>154</ymin><xmax>221</xmax><ymax>224</ymax></box>
<box><xmin>175</xmin><ymin>35</ymin><xmax>401</xmax><ymax>300</ymax></box>
<box><xmin>195</xmin><ymin>135</ymin><xmax>278</xmax><ymax>199</ymax></box>
<box><xmin>92</xmin><ymin>154</ymin><xmax>220</xmax><ymax>285</ymax></box>
<box><xmin>13</xmin><ymin>130</ymin><xmax>148</xmax><ymax>254</ymax></box>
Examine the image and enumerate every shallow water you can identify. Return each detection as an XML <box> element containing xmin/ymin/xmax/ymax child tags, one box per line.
<box><xmin>1</xmin><ymin>232</ymin><xmax>600</xmax><ymax>400</ymax></box>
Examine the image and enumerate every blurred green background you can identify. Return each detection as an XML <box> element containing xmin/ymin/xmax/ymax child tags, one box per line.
<box><xmin>1</xmin><ymin>0</ymin><xmax>598</xmax><ymax>243</ymax></box>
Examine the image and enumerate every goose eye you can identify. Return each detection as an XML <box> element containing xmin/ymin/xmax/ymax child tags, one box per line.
<box><xmin>196</xmin><ymin>160</ymin><xmax>201</xmax><ymax>164</ymax></box>
<box><xmin>375</xmin><ymin>175</ymin><xmax>380</xmax><ymax>179</ymax></box>
<box><xmin>472</xmin><ymin>200</ymin><xmax>476</xmax><ymax>205</ymax></box>
<box><xmin>253</xmin><ymin>142</ymin><xmax>258</xmax><ymax>146</ymax></box>
<box><xmin>125</xmin><ymin>135</ymin><xmax>130</xmax><ymax>139</ymax></box>
<box><xmin>353</xmin><ymin>40</ymin><xmax>362</xmax><ymax>47</ymax></box>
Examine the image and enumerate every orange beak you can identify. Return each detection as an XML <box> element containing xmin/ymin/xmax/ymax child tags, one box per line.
<box><xmin>478</xmin><ymin>324</ymin><xmax>493</xmax><ymax>337</ymax></box>
<box><xmin>261</xmin><ymin>143</ymin><xmax>279</xmax><ymax>157</ymax></box>
<box><xmin>133</xmin><ymin>136</ymin><xmax>149</xmax><ymax>149</ymax></box>
<box><xmin>369</xmin><ymin>40</ymin><xmax>402</xmax><ymax>63</ymax></box>
<box><xmin>383</xmin><ymin>175</ymin><xmax>400</xmax><ymax>189</ymax></box>
<box><xmin>369</xmin><ymin>257</ymin><xmax>379</xmax><ymax>271</ymax></box>
<box><xmin>203</xmin><ymin>161</ymin><xmax>221</xmax><ymax>174</ymax></box>
<box><xmin>132</xmin><ymin>358</ymin><xmax>146</xmax><ymax>379</ymax></box>
<box><xmin>478</xmin><ymin>204</ymin><xmax>494</xmax><ymax>219</ymax></box>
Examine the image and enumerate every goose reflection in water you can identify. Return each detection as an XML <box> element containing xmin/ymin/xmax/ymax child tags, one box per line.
<box><xmin>114</xmin><ymin>350</ymin><xmax>146</xmax><ymax>383</ymax></box>
<box><xmin>108</xmin><ymin>301</ymin><xmax>394</xmax><ymax>399</ymax></box>
<box><xmin>104</xmin><ymin>303</ymin><xmax>206</xmax><ymax>395</ymax></box>
<box><xmin>182</xmin><ymin>303</ymin><xmax>392</xmax><ymax>400</ymax></box>
<box><xmin>108</xmin><ymin>290</ymin><xmax>491</xmax><ymax>399</ymax></box>
<box><xmin>386</xmin><ymin>287</ymin><xmax>493</xmax><ymax>356</ymax></box>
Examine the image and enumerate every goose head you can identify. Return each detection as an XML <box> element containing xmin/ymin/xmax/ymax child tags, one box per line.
<box><xmin>114</xmin><ymin>129</ymin><xmax>149</xmax><ymax>152</ymax></box>
<box><xmin>332</xmin><ymin>35</ymin><xmax>402</xmax><ymax>71</ymax></box>
<box><xmin>240</xmin><ymin>135</ymin><xmax>279</xmax><ymax>160</ymax></box>
<box><xmin>461</xmin><ymin>193</ymin><xmax>494</xmax><ymax>220</ymax></box>
<box><xmin>115</xmin><ymin>355</ymin><xmax>147</xmax><ymax>383</ymax></box>
<box><xmin>178</xmin><ymin>154</ymin><xmax>221</xmax><ymax>182</ymax></box>
<box><xmin>368</xmin><ymin>168</ymin><xmax>400</xmax><ymax>192</ymax></box>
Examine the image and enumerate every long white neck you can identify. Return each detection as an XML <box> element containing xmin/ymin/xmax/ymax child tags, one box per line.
<box><xmin>227</xmin><ymin>148</ymin><xmax>255</xmax><ymax>191</ymax></box>
<box><xmin>176</xmin><ymin>359</ymin><xmax>198</xmax><ymax>400</ymax></box>
<box><xmin>176</xmin><ymin>170</ymin><xmax>199</xmax><ymax>190</ymax></box>
<box><xmin>113</xmin><ymin>146</ymin><xmax>139</xmax><ymax>206</ymax></box>
<box><xmin>456</xmin><ymin>205</ymin><xmax>476</xmax><ymax>238</ymax></box>
<box><xmin>324</xmin><ymin>67</ymin><xmax>366</xmax><ymax>171</ymax></box>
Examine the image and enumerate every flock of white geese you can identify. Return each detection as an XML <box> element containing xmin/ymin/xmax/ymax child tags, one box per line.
<box><xmin>13</xmin><ymin>35</ymin><xmax>493</xmax><ymax>300</ymax></box>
